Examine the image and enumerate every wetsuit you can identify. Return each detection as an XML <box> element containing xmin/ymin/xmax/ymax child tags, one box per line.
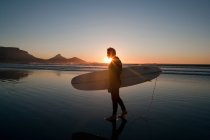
<box><xmin>108</xmin><ymin>56</ymin><xmax>126</xmax><ymax>116</ymax></box>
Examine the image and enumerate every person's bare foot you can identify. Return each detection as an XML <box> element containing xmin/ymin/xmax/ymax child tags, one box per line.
<box><xmin>105</xmin><ymin>115</ymin><xmax>118</xmax><ymax>121</ymax></box>
<box><xmin>119</xmin><ymin>111</ymin><xmax>128</xmax><ymax>117</ymax></box>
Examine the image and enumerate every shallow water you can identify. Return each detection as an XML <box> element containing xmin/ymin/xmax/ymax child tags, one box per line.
<box><xmin>0</xmin><ymin>68</ymin><xmax>210</xmax><ymax>140</ymax></box>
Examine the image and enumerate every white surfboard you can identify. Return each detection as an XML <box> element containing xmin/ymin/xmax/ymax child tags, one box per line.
<box><xmin>71</xmin><ymin>65</ymin><xmax>161</xmax><ymax>90</ymax></box>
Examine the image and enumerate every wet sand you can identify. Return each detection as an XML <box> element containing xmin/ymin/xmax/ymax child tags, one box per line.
<box><xmin>0</xmin><ymin>69</ymin><xmax>210</xmax><ymax>140</ymax></box>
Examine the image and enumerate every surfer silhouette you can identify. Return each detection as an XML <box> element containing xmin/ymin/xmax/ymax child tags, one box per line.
<box><xmin>106</xmin><ymin>47</ymin><xmax>127</xmax><ymax>121</ymax></box>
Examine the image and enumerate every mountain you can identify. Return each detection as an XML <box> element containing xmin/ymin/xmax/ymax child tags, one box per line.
<box><xmin>68</xmin><ymin>57</ymin><xmax>87</xmax><ymax>64</ymax></box>
<box><xmin>47</xmin><ymin>54</ymin><xmax>68</xmax><ymax>63</ymax></box>
<box><xmin>0</xmin><ymin>46</ymin><xmax>42</xmax><ymax>63</ymax></box>
<box><xmin>47</xmin><ymin>54</ymin><xmax>87</xmax><ymax>64</ymax></box>
<box><xmin>0</xmin><ymin>46</ymin><xmax>87</xmax><ymax>64</ymax></box>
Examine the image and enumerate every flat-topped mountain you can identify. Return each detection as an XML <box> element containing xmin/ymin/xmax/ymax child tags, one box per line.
<box><xmin>0</xmin><ymin>46</ymin><xmax>42</xmax><ymax>63</ymax></box>
<box><xmin>0</xmin><ymin>46</ymin><xmax>87</xmax><ymax>64</ymax></box>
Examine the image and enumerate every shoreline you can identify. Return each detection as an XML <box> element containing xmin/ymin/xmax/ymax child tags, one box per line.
<box><xmin>1</xmin><ymin>63</ymin><xmax>210</xmax><ymax>76</ymax></box>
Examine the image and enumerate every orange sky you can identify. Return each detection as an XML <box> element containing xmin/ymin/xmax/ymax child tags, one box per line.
<box><xmin>1</xmin><ymin>0</ymin><xmax>210</xmax><ymax>64</ymax></box>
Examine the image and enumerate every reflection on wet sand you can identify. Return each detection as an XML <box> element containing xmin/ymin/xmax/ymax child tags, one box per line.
<box><xmin>0</xmin><ymin>69</ymin><xmax>30</xmax><ymax>81</ymax></box>
<box><xmin>72</xmin><ymin>119</ymin><xmax>127</xmax><ymax>140</ymax></box>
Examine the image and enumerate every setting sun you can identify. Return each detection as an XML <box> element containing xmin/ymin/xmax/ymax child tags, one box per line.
<box><xmin>103</xmin><ymin>57</ymin><xmax>112</xmax><ymax>63</ymax></box>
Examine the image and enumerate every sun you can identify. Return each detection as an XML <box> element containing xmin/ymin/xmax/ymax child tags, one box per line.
<box><xmin>103</xmin><ymin>57</ymin><xmax>112</xmax><ymax>63</ymax></box>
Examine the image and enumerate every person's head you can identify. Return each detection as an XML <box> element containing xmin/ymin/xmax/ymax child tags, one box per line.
<box><xmin>107</xmin><ymin>47</ymin><xmax>116</xmax><ymax>58</ymax></box>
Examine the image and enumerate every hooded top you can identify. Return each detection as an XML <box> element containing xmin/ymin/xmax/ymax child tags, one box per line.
<box><xmin>108</xmin><ymin>56</ymin><xmax>122</xmax><ymax>90</ymax></box>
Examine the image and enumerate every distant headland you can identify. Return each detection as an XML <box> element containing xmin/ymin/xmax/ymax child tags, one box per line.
<box><xmin>1</xmin><ymin>46</ymin><xmax>209</xmax><ymax>66</ymax></box>
<box><xmin>0</xmin><ymin>46</ymin><xmax>88</xmax><ymax>64</ymax></box>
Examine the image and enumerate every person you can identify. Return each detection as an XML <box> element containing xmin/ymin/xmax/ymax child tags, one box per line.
<box><xmin>106</xmin><ymin>47</ymin><xmax>127</xmax><ymax>121</ymax></box>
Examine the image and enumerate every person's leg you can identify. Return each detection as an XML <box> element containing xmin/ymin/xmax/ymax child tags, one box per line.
<box><xmin>115</xmin><ymin>88</ymin><xmax>127</xmax><ymax>116</ymax></box>
<box><xmin>111</xmin><ymin>91</ymin><xmax>118</xmax><ymax>116</ymax></box>
<box><xmin>113</xmin><ymin>88</ymin><xmax>126</xmax><ymax>112</ymax></box>
<box><xmin>118</xmin><ymin>97</ymin><xmax>126</xmax><ymax>112</ymax></box>
<box><xmin>106</xmin><ymin>88</ymin><xmax>127</xmax><ymax>121</ymax></box>
<box><xmin>106</xmin><ymin>90</ymin><xmax>118</xmax><ymax>121</ymax></box>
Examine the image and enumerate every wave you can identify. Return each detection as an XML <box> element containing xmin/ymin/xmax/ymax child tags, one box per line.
<box><xmin>0</xmin><ymin>63</ymin><xmax>210</xmax><ymax>76</ymax></box>
<box><xmin>161</xmin><ymin>66</ymin><xmax>210</xmax><ymax>76</ymax></box>
<box><xmin>0</xmin><ymin>63</ymin><xmax>107</xmax><ymax>71</ymax></box>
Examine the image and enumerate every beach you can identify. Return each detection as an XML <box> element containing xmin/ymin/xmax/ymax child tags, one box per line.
<box><xmin>1</xmin><ymin>0</ymin><xmax>209</xmax><ymax>139</ymax></box>
<box><xmin>0</xmin><ymin>65</ymin><xmax>210</xmax><ymax>140</ymax></box>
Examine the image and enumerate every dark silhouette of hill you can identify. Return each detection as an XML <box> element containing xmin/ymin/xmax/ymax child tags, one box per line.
<box><xmin>0</xmin><ymin>46</ymin><xmax>87</xmax><ymax>64</ymax></box>
<box><xmin>47</xmin><ymin>54</ymin><xmax>68</xmax><ymax>63</ymax></box>
<box><xmin>47</xmin><ymin>54</ymin><xmax>87</xmax><ymax>64</ymax></box>
<box><xmin>0</xmin><ymin>46</ymin><xmax>43</xmax><ymax>63</ymax></box>
<box><xmin>68</xmin><ymin>57</ymin><xmax>87</xmax><ymax>64</ymax></box>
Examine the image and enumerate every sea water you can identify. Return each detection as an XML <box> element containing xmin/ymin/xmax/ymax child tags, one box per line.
<box><xmin>0</xmin><ymin>64</ymin><xmax>210</xmax><ymax>140</ymax></box>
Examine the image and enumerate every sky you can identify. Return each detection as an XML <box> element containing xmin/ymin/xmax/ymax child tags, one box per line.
<box><xmin>0</xmin><ymin>0</ymin><xmax>210</xmax><ymax>64</ymax></box>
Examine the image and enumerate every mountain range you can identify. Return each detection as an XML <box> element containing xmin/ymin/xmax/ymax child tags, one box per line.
<box><xmin>0</xmin><ymin>46</ymin><xmax>87</xmax><ymax>64</ymax></box>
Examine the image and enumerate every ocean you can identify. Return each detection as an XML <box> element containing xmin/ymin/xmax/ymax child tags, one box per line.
<box><xmin>0</xmin><ymin>64</ymin><xmax>210</xmax><ymax>140</ymax></box>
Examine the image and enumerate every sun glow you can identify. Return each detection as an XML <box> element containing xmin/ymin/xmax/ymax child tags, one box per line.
<box><xmin>103</xmin><ymin>57</ymin><xmax>112</xmax><ymax>63</ymax></box>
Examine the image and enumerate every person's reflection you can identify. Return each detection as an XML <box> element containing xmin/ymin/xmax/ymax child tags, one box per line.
<box><xmin>111</xmin><ymin>119</ymin><xmax>127</xmax><ymax>140</ymax></box>
<box><xmin>72</xmin><ymin>119</ymin><xmax>127</xmax><ymax>140</ymax></box>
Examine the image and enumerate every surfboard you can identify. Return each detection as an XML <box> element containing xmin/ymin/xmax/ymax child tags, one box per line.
<box><xmin>71</xmin><ymin>65</ymin><xmax>161</xmax><ymax>90</ymax></box>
